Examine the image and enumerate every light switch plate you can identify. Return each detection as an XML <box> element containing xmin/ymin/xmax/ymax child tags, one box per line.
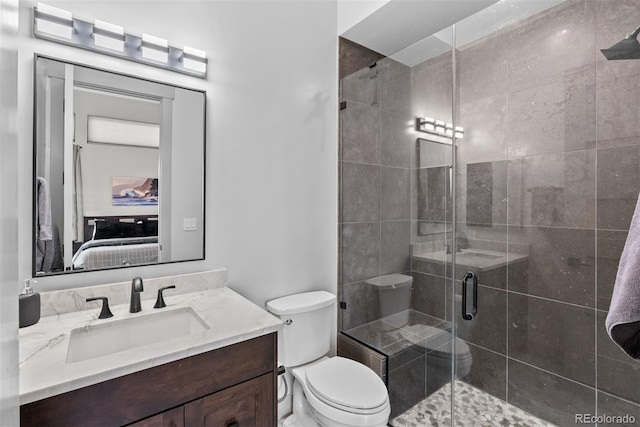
<box><xmin>183</xmin><ymin>218</ymin><xmax>197</xmax><ymax>231</ymax></box>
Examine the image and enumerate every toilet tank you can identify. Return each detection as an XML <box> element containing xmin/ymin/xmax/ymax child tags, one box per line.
<box><xmin>365</xmin><ymin>274</ymin><xmax>413</xmax><ymax>318</ymax></box>
<box><xmin>266</xmin><ymin>291</ymin><xmax>335</xmax><ymax>367</ymax></box>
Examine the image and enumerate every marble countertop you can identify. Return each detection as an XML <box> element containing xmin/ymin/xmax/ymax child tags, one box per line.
<box><xmin>19</xmin><ymin>287</ymin><xmax>282</xmax><ymax>405</ymax></box>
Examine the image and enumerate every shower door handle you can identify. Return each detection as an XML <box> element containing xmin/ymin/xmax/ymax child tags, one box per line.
<box><xmin>461</xmin><ymin>271</ymin><xmax>478</xmax><ymax>321</ymax></box>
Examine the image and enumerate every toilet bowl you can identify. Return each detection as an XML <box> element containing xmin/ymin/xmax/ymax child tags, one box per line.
<box><xmin>288</xmin><ymin>357</ymin><xmax>390</xmax><ymax>427</ymax></box>
<box><xmin>267</xmin><ymin>291</ymin><xmax>391</xmax><ymax>427</ymax></box>
<box><xmin>421</xmin><ymin>328</ymin><xmax>473</xmax><ymax>395</ymax></box>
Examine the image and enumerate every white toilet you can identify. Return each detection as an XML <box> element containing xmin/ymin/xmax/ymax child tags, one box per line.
<box><xmin>365</xmin><ymin>274</ymin><xmax>473</xmax><ymax>395</ymax></box>
<box><xmin>267</xmin><ymin>291</ymin><xmax>390</xmax><ymax>427</ymax></box>
<box><xmin>365</xmin><ymin>274</ymin><xmax>413</xmax><ymax>325</ymax></box>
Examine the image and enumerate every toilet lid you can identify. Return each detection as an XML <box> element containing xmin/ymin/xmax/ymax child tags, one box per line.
<box><xmin>305</xmin><ymin>357</ymin><xmax>388</xmax><ymax>411</ymax></box>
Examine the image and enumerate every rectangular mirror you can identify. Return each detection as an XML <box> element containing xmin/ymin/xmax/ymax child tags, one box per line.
<box><xmin>416</xmin><ymin>137</ymin><xmax>452</xmax><ymax>236</ymax></box>
<box><xmin>33</xmin><ymin>55</ymin><xmax>205</xmax><ymax>276</ymax></box>
<box><xmin>466</xmin><ymin>160</ymin><xmax>507</xmax><ymax>226</ymax></box>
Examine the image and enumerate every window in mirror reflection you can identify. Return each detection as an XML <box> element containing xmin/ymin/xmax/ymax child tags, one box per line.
<box><xmin>34</xmin><ymin>56</ymin><xmax>205</xmax><ymax>276</ymax></box>
<box><xmin>87</xmin><ymin>115</ymin><xmax>160</xmax><ymax>148</ymax></box>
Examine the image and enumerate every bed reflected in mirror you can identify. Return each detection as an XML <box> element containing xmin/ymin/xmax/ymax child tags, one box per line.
<box><xmin>33</xmin><ymin>55</ymin><xmax>206</xmax><ymax>276</ymax></box>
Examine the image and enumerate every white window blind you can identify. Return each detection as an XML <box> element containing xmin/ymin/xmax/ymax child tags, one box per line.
<box><xmin>87</xmin><ymin>116</ymin><xmax>159</xmax><ymax>148</ymax></box>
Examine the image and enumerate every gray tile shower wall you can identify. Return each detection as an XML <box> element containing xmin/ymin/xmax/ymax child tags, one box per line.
<box><xmin>507</xmin><ymin>359</ymin><xmax>596</xmax><ymax>427</ymax></box>
<box><xmin>408</xmin><ymin>0</ymin><xmax>640</xmax><ymax>424</ymax></box>
<box><xmin>339</xmin><ymin>52</ymin><xmax>413</xmax><ymax>331</ymax></box>
<box><xmin>338</xmin><ymin>38</ymin><xmax>385</xmax><ymax>81</ymax></box>
<box><xmin>340</xmin><ymin>0</ymin><xmax>640</xmax><ymax>424</ymax></box>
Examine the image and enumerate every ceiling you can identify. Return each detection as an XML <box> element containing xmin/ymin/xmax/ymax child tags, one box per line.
<box><xmin>341</xmin><ymin>0</ymin><xmax>568</xmax><ymax>66</ymax></box>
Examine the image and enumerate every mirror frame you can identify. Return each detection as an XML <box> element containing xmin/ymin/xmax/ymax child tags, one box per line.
<box><xmin>32</xmin><ymin>53</ymin><xmax>207</xmax><ymax>277</ymax></box>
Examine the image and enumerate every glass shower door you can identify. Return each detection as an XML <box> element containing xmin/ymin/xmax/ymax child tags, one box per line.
<box><xmin>448</xmin><ymin>1</ymin><xmax>640</xmax><ymax>426</ymax></box>
<box><xmin>340</xmin><ymin>1</ymin><xmax>640</xmax><ymax>425</ymax></box>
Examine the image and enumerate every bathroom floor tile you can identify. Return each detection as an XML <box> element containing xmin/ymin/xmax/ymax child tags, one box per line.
<box><xmin>390</xmin><ymin>380</ymin><xmax>557</xmax><ymax>427</ymax></box>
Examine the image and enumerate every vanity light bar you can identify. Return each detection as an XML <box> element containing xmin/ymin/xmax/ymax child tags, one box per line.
<box><xmin>416</xmin><ymin>117</ymin><xmax>464</xmax><ymax>139</ymax></box>
<box><xmin>35</xmin><ymin>3</ymin><xmax>73</xmax><ymax>40</ymax></box>
<box><xmin>33</xmin><ymin>3</ymin><xmax>208</xmax><ymax>79</ymax></box>
<box><xmin>183</xmin><ymin>46</ymin><xmax>208</xmax><ymax>73</ymax></box>
<box><xmin>93</xmin><ymin>20</ymin><xmax>124</xmax><ymax>52</ymax></box>
<box><xmin>142</xmin><ymin>34</ymin><xmax>169</xmax><ymax>63</ymax></box>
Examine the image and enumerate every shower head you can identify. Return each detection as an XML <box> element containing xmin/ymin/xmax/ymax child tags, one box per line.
<box><xmin>601</xmin><ymin>25</ymin><xmax>640</xmax><ymax>60</ymax></box>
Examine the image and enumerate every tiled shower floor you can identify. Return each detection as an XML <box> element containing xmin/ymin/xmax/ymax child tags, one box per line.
<box><xmin>391</xmin><ymin>380</ymin><xmax>557</xmax><ymax>427</ymax></box>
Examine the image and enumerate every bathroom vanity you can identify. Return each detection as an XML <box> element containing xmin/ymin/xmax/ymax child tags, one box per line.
<box><xmin>22</xmin><ymin>334</ymin><xmax>275</xmax><ymax>427</ymax></box>
<box><xmin>19</xmin><ymin>271</ymin><xmax>282</xmax><ymax>427</ymax></box>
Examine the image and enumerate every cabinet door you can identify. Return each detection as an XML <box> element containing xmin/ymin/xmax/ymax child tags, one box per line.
<box><xmin>127</xmin><ymin>406</ymin><xmax>184</xmax><ymax>427</ymax></box>
<box><xmin>185</xmin><ymin>373</ymin><xmax>274</xmax><ymax>427</ymax></box>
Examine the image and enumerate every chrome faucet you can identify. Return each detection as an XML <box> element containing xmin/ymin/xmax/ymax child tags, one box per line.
<box><xmin>130</xmin><ymin>277</ymin><xmax>144</xmax><ymax>313</ymax></box>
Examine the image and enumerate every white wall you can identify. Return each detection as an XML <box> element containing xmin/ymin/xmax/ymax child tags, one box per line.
<box><xmin>17</xmin><ymin>1</ymin><xmax>338</xmax><ymax>311</ymax></box>
<box><xmin>0</xmin><ymin>0</ymin><xmax>20</xmax><ymax>423</ymax></box>
<box><xmin>170</xmin><ymin>88</ymin><xmax>204</xmax><ymax>261</ymax></box>
<box><xmin>337</xmin><ymin>0</ymin><xmax>389</xmax><ymax>35</ymax></box>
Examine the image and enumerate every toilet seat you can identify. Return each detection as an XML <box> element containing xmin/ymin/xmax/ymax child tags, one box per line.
<box><xmin>305</xmin><ymin>357</ymin><xmax>388</xmax><ymax>415</ymax></box>
<box><xmin>290</xmin><ymin>357</ymin><xmax>390</xmax><ymax>427</ymax></box>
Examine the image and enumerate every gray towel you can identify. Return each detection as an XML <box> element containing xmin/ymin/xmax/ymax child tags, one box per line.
<box><xmin>606</xmin><ymin>196</ymin><xmax>640</xmax><ymax>359</ymax></box>
<box><xmin>36</xmin><ymin>177</ymin><xmax>53</xmax><ymax>241</ymax></box>
<box><xmin>35</xmin><ymin>224</ymin><xmax>63</xmax><ymax>273</ymax></box>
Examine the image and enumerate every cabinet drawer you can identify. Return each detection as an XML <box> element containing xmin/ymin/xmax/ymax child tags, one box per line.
<box><xmin>127</xmin><ymin>407</ymin><xmax>184</xmax><ymax>427</ymax></box>
<box><xmin>185</xmin><ymin>374</ymin><xmax>274</xmax><ymax>427</ymax></box>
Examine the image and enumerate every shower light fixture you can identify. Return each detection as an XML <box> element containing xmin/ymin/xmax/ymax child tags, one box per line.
<box><xmin>417</xmin><ymin>117</ymin><xmax>464</xmax><ymax>139</ymax></box>
<box><xmin>32</xmin><ymin>3</ymin><xmax>208</xmax><ymax>78</ymax></box>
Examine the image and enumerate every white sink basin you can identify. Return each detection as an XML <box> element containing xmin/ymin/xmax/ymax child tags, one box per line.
<box><xmin>66</xmin><ymin>307</ymin><xmax>209</xmax><ymax>363</ymax></box>
<box><xmin>413</xmin><ymin>248</ymin><xmax>528</xmax><ymax>271</ymax></box>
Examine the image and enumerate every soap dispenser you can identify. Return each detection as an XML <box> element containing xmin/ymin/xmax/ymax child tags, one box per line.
<box><xmin>19</xmin><ymin>279</ymin><xmax>41</xmax><ymax>328</ymax></box>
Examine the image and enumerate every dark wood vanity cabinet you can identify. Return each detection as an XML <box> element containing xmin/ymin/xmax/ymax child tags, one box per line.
<box><xmin>20</xmin><ymin>333</ymin><xmax>277</xmax><ymax>427</ymax></box>
<box><xmin>128</xmin><ymin>407</ymin><xmax>185</xmax><ymax>427</ymax></box>
<box><xmin>129</xmin><ymin>374</ymin><xmax>273</xmax><ymax>427</ymax></box>
<box><xmin>184</xmin><ymin>373</ymin><xmax>273</xmax><ymax>427</ymax></box>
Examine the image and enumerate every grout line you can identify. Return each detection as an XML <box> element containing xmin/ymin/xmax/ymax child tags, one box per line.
<box><xmin>594</xmin><ymin>21</ymin><xmax>599</xmax><ymax>421</ymax></box>
<box><xmin>505</xmin><ymin>289</ymin><xmax>596</xmax><ymax>310</ymax></box>
<box><xmin>419</xmin><ymin>221</ymin><xmax>631</xmax><ymax>233</ymax></box>
<box><xmin>341</xmin><ymin>219</ymin><xmax>411</xmax><ymax>225</ymax></box>
<box><xmin>597</xmin><ymin>390</ymin><xmax>640</xmax><ymax>410</ymax></box>
<box><xmin>506</xmin><ymin>152</ymin><xmax>510</xmax><ymax>404</ymax></box>
<box><xmin>595</xmin><ymin>142</ymin><xmax>640</xmax><ymax>151</ymax></box>
<box><xmin>341</xmin><ymin>159</ymin><xmax>412</xmax><ymax>169</ymax></box>
<box><xmin>450</xmin><ymin>26</ymin><xmax>458</xmax><ymax>425</ymax></box>
<box><xmin>507</xmin><ymin>357</ymin><xmax>598</xmax><ymax>391</ymax></box>
<box><xmin>464</xmin><ymin>339</ymin><xmax>507</xmax><ymax>358</ymax></box>
<box><xmin>378</xmin><ymin>107</ymin><xmax>382</xmax><ymax>282</ymax></box>
<box><xmin>462</xmin><ymin>222</ymin><xmax>611</xmax><ymax>232</ymax></box>
<box><xmin>412</xmin><ymin>269</ymin><xmax>597</xmax><ymax>310</ymax></box>
<box><xmin>507</xmin><ymin>146</ymin><xmax>598</xmax><ymax>160</ymax></box>
<box><xmin>339</xmin><ymin>93</ymin><xmax>413</xmax><ymax>117</ymax></box>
